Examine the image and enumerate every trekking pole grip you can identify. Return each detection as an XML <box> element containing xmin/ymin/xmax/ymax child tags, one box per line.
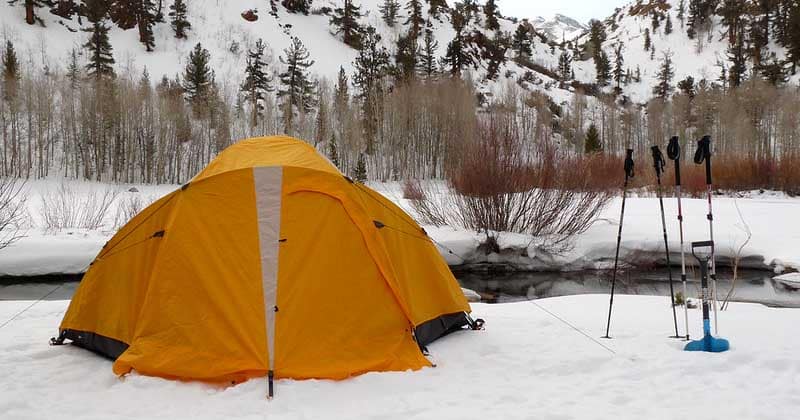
<box><xmin>624</xmin><ymin>149</ymin><xmax>634</xmax><ymax>180</ymax></box>
<box><xmin>694</xmin><ymin>135</ymin><xmax>712</xmax><ymax>185</ymax></box>
<box><xmin>667</xmin><ymin>136</ymin><xmax>681</xmax><ymax>186</ymax></box>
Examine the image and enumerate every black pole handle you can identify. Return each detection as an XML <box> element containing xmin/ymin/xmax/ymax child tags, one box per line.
<box><xmin>693</xmin><ymin>135</ymin><xmax>712</xmax><ymax>185</ymax></box>
<box><xmin>667</xmin><ymin>136</ymin><xmax>681</xmax><ymax>186</ymax></box>
<box><xmin>624</xmin><ymin>149</ymin><xmax>634</xmax><ymax>180</ymax></box>
<box><xmin>651</xmin><ymin>145</ymin><xmax>665</xmax><ymax>179</ymax></box>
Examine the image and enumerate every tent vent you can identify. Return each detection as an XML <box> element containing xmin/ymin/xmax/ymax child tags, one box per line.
<box><xmin>152</xmin><ymin>230</ymin><xmax>165</xmax><ymax>238</ymax></box>
<box><xmin>343</xmin><ymin>176</ymin><xmax>354</xmax><ymax>184</ymax></box>
<box><xmin>373</xmin><ymin>220</ymin><xmax>385</xmax><ymax>229</ymax></box>
<box><xmin>181</xmin><ymin>183</ymin><xmax>190</xmax><ymax>191</ymax></box>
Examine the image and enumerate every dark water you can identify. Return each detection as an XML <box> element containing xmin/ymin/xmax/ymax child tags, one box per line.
<box><xmin>455</xmin><ymin>267</ymin><xmax>800</xmax><ymax>308</ymax></box>
<box><xmin>1</xmin><ymin>268</ymin><xmax>799</xmax><ymax>308</ymax></box>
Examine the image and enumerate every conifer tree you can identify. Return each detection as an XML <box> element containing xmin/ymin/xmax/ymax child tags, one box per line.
<box><xmin>595</xmin><ymin>50</ymin><xmax>611</xmax><ymax>86</ymax></box>
<box><xmin>484</xmin><ymin>0</ymin><xmax>499</xmax><ymax>31</ymax></box>
<box><xmin>613</xmin><ymin>43</ymin><xmax>625</xmax><ymax>89</ymax></box>
<box><xmin>727</xmin><ymin>37</ymin><xmax>747</xmax><ymax>88</ymax></box>
<box><xmin>52</xmin><ymin>0</ymin><xmax>80</xmax><ymax>19</ymax></box>
<box><xmin>282</xmin><ymin>0</ymin><xmax>312</xmax><ymax>14</ymax></box>
<box><xmin>394</xmin><ymin>32</ymin><xmax>419</xmax><ymax>81</ymax></box>
<box><xmin>417</xmin><ymin>29</ymin><xmax>440</xmax><ymax>79</ymax></box>
<box><xmin>558</xmin><ymin>51</ymin><xmax>572</xmax><ymax>81</ymax></box>
<box><xmin>788</xmin><ymin>2</ymin><xmax>800</xmax><ymax>73</ymax></box>
<box><xmin>427</xmin><ymin>0</ymin><xmax>447</xmax><ymax>19</ymax></box>
<box><xmin>353</xmin><ymin>152</ymin><xmax>367</xmax><ymax>182</ymax></box>
<box><xmin>330</xmin><ymin>0</ymin><xmax>364</xmax><ymax>49</ymax></box>
<box><xmin>353</xmin><ymin>27</ymin><xmax>390</xmax><ymax>154</ymax></box>
<box><xmin>278</xmin><ymin>37</ymin><xmax>316</xmax><ymax>133</ymax></box>
<box><xmin>334</xmin><ymin>66</ymin><xmax>349</xmax><ymax>112</ymax></box>
<box><xmin>240</xmin><ymin>39</ymin><xmax>274</xmax><ymax>127</ymax></box>
<box><xmin>405</xmin><ymin>0</ymin><xmax>424</xmax><ymax>37</ymax></box>
<box><xmin>328</xmin><ymin>134</ymin><xmax>340</xmax><ymax>168</ymax></box>
<box><xmin>677</xmin><ymin>0</ymin><xmax>686</xmax><ymax>26</ymax></box>
<box><xmin>653</xmin><ymin>51</ymin><xmax>675</xmax><ymax>98</ymax></box>
<box><xmin>651</xmin><ymin>12</ymin><xmax>661</xmax><ymax>32</ymax></box>
<box><xmin>588</xmin><ymin>19</ymin><xmax>606</xmax><ymax>59</ymax></box>
<box><xmin>584</xmin><ymin>124</ymin><xmax>601</xmax><ymax>154</ymax></box>
<box><xmin>2</xmin><ymin>41</ymin><xmax>20</xmax><ymax>102</ymax></box>
<box><xmin>182</xmin><ymin>42</ymin><xmax>211</xmax><ymax>103</ymax></box>
<box><xmin>759</xmin><ymin>56</ymin><xmax>788</xmax><ymax>86</ymax></box>
<box><xmin>9</xmin><ymin>0</ymin><xmax>50</xmax><ymax>25</ymax></box>
<box><xmin>442</xmin><ymin>7</ymin><xmax>470</xmax><ymax>75</ymax></box>
<box><xmin>83</xmin><ymin>0</ymin><xmax>116</xmax><ymax>80</ymax></box>
<box><xmin>665</xmin><ymin>14</ymin><xmax>673</xmax><ymax>35</ymax></box>
<box><xmin>677</xmin><ymin>76</ymin><xmax>695</xmax><ymax>99</ymax></box>
<box><xmin>66</xmin><ymin>48</ymin><xmax>81</xmax><ymax>90</ymax></box>
<box><xmin>643</xmin><ymin>28</ymin><xmax>651</xmax><ymax>51</ymax></box>
<box><xmin>379</xmin><ymin>0</ymin><xmax>400</xmax><ymax>27</ymax></box>
<box><xmin>137</xmin><ymin>0</ymin><xmax>162</xmax><ymax>52</ymax></box>
<box><xmin>512</xmin><ymin>24</ymin><xmax>532</xmax><ymax>58</ymax></box>
<box><xmin>169</xmin><ymin>0</ymin><xmax>191</xmax><ymax>39</ymax></box>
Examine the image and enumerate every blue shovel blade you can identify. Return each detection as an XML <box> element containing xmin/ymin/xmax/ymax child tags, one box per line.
<box><xmin>684</xmin><ymin>334</ymin><xmax>730</xmax><ymax>353</ymax></box>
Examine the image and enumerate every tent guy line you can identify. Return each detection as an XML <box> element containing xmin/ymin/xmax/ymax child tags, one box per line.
<box><xmin>528</xmin><ymin>299</ymin><xmax>617</xmax><ymax>356</ymax></box>
<box><xmin>0</xmin><ymin>284</ymin><xmax>62</xmax><ymax>331</ymax></box>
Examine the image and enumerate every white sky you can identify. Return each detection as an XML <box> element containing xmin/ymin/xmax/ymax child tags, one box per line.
<box><xmin>496</xmin><ymin>0</ymin><xmax>629</xmax><ymax>24</ymax></box>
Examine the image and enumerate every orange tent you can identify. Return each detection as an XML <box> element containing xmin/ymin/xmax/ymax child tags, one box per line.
<box><xmin>54</xmin><ymin>136</ymin><xmax>473</xmax><ymax>394</ymax></box>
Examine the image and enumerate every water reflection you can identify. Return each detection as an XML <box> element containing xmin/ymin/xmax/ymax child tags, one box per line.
<box><xmin>455</xmin><ymin>267</ymin><xmax>800</xmax><ymax>308</ymax></box>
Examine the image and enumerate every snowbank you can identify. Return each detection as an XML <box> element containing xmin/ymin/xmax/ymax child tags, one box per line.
<box><xmin>1</xmin><ymin>295</ymin><xmax>798</xmax><ymax>419</ymax></box>
<box><xmin>1</xmin><ymin>180</ymin><xmax>798</xmax><ymax>277</ymax></box>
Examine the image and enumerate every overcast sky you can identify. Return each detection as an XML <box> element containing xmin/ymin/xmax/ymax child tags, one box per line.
<box><xmin>497</xmin><ymin>0</ymin><xmax>629</xmax><ymax>24</ymax></box>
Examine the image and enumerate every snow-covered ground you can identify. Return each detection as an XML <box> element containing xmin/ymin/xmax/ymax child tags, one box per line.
<box><xmin>1</xmin><ymin>294</ymin><xmax>798</xmax><ymax>419</ymax></box>
<box><xmin>1</xmin><ymin>179</ymin><xmax>798</xmax><ymax>277</ymax></box>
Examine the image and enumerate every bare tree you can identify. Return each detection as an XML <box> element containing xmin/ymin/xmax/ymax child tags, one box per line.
<box><xmin>0</xmin><ymin>177</ymin><xmax>27</xmax><ymax>250</ymax></box>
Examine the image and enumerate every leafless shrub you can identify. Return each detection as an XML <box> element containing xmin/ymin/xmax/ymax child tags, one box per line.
<box><xmin>40</xmin><ymin>183</ymin><xmax>119</xmax><ymax>231</ymax></box>
<box><xmin>114</xmin><ymin>193</ymin><xmax>154</xmax><ymax>229</ymax></box>
<box><xmin>402</xmin><ymin>179</ymin><xmax>425</xmax><ymax>200</ymax></box>
<box><xmin>0</xmin><ymin>178</ymin><xmax>28</xmax><ymax>250</ymax></box>
<box><xmin>410</xmin><ymin>122</ymin><xmax>613</xmax><ymax>253</ymax></box>
<box><xmin>722</xmin><ymin>198</ymin><xmax>752</xmax><ymax>310</ymax></box>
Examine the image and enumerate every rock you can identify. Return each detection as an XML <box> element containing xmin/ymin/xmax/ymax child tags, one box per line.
<box><xmin>241</xmin><ymin>9</ymin><xmax>258</xmax><ymax>22</ymax></box>
<box><xmin>128</xmin><ymin>187</ymin><xmax>139</xmax><ymax>193</ymax></box>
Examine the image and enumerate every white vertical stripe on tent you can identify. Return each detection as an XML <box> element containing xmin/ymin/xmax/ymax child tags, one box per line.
<box><xmin>254</xmin><ymin>166</ymin><xmax>283</xmax><ymax>375</ymax></box>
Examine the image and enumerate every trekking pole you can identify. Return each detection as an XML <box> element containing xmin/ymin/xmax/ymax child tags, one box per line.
<box><xmin>603</xmin><ymin>149</ymin><xmax>635</xmax><ymax>339</ymax></box>
<box><xmin>667</xmin><ymin>136</ymin><xmax>690</xmax><ymax>341</ymax></box>
<box><xmin>693</xmin><ymin>135</ymin><xmax>720</xmax><ymax>335</ymax></box>
<box><xmin>651</xmin><ymin>145</ymin><xmax>680</xmax><ymax>339</ymax></box>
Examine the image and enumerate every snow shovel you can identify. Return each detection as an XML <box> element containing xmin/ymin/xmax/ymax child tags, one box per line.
<box><xmin>684</xmin><ymin>241</ymin><xmax>730</xmax><ymax>353</ymax></box>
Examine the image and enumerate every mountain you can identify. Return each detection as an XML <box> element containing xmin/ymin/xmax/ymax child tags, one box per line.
<box><xmin>530</xmin><ymin>14</ymin><xmax>588</xmax><ymax>42</ymax></box>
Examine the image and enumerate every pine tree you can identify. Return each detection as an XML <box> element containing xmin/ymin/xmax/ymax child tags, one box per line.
<box><xmin>484</xmin><ymin>0</ymin><xmax>499</xmax><ymax>31</ymax></box>
<box><xmin>584</xmin><ymin>124</ymin><xmax>602</xmax><ymax>154</ymax></box>
<box><xmin>330</xmin><ymin>0</ymin><xmax>364</xmax><ymax>49</ymax></box>
<box><xmin>416</xmin><ymin>29</ymin><xmax>439</xmax><ymax>79</ymax></box>
<box><xmin>182</xmin><ymin>42</ymin><xmax>211</xmax><ymax>103</ymax></box>
<box><xmin>83</xmin><ymin>1</ymin><xmax>116</xmax><ymax>80</ymax></box>
<box><xmin>52</xmin><ymin>0</ymin><xmax>80</xmax><ymax>19</ymax></box>
<box><xmin>759</xmin><ymin>56</ymin><xmax>788</xmax><ymax>86</ymax></box>
<box><xmin>66</xmin><ymin>48</ymin><xmax>81</xmax><ymax>89</ymax></box>
<box><xmin>8</xmin><ymin>0</ymin><xmax>49</xmax><ymax>25</ymax></box>
<box><xmin>643</xmin><ymin>28</ymin><xmax>652</xmax><ymax>51</ymax></box>
<box><xmin>137</xmin><ymin>0</ymin><xmax>162</xmax><ymax>52</ymax></box>
<box><xmin>788</xmin><ymin>2</ymin><xmax>800</xmax><ymax>73</ymax></box>
<box><xmin>443</xmin><ymin>7</ymin><xmax>471</xmax><ymax>75</ymax></box>
<box><xmin>394</xmin><ymin>32</ymin><xmax>419</xmax><ymax>81</ymax></box>
<box><xmin>335</xmin><ymin>66</ymin><xmax>349</xmax><ymax>110</ymax></box>
<box><xmin>405</xmin><ymin>0</ymin><xmax>424</xmax><ymax>37</ymax></box>
<box><xmin>379</xmin><ymin>0</ymin><xmax>400</xmax><ymax>27</ymax></box>
<box><xmin>2</xmin><ymin>41</ymin><xmax>20</xmax><ymax>101</ymax></box>
<box><xmin>512</xmin><ymin>24</ymin><xmax>532</xmax><ymax>58</ymax></box>
<box><xmin>427</xmin><ymin>0</ymin><xmax>447</xmax><ymax>19</ymax></box>
<box><xmin>169</xmin><ymin>0</ymin><xmax>191</xmax><ymax>39</ymax></box>
<box><xmin>328</xmin><ymin>134</ymin><xmax>340</xmax><ymax>168</ymax></box>
<box><xmin>353</xmin><ymin>27</ymin><xmax>390</xmax><ymax>154</ymax></box>
<box><xmin>278</xmin><ymin>37</ymin><xmax>316</xmax><ymax>133</ymax></box>
<box><xmin>665</xmin><ymin>14</ymin><xmax>673</xmax><ymax>35</ymax></box>
<box><xmin>653</xmin><ymin>51</ymin><xmax>675</xmax><ymax>98</ymax></box>
<box><xmin>719</xmin><ymin>0</ymin><xmax>745</xmax><ymax>45</ymax></box>
<box><xmin>595</xmin><ymin>50</ymin><xmax>611</xmax><ymax>86</ymax></box>
<box><xmin>588</xmin><ymin>19</ymin><xmax>607</xmax><ymax>59</ymax></box>
<box><xmin>282</xmin><ymin>0</ymin><xmax>312</xmax><ymax>14</ymax></box>
<box><xmin>483</xmin><ymin>31</ymin><xmax>509</xmax><ymax>80</ymax></box>
<box><xmin>240</xmin><ymin>39</ymin><xmax>275</xmax><ymax>127</ymax></box>
<box><xmin>727</xmin><ymin>36</ymin><xmax>747</xmax><ymax>88</ymax></box>
<box><xmin>353</xmin><ymin>152</ymin><xmax>367</xmax><ymax>182</ymax></box>
<box><xmin>677</xmin><ymin>0</ymin><xmax>686</xmax><ymax>26</ymax></box>
<box><xmin>558</xmin><ymin>51</ymin><xmax>572</xmax><ymax>81</ymax></box>
<box><xmin>677</xmin><ymin>76</ymin><xmax>696</xmax><ymax>99</ymax></box>
<box><xmin>651</xmin><ymin>12</ymin><xmax>661</xmax><ymax>32</ymax></box>
<box><xmin>613</xmin><ymin>43</ymin><xmax>625</xmax><ymax>89</ymax></box>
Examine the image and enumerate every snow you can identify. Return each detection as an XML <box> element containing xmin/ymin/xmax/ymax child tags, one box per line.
<box><xmin>774</xmin><ymin>273</ymin><xmax>800</xmax><ymax>288</ymax></box>
<box><xmin>2</xmin><ymin>179</ymin><xmax>799</xmax><ymax>277</ymax></box>
<box><xmin>1</xmin><ymin>294</ymin><xmax>798</xmax><ymax>419</ymax></box>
